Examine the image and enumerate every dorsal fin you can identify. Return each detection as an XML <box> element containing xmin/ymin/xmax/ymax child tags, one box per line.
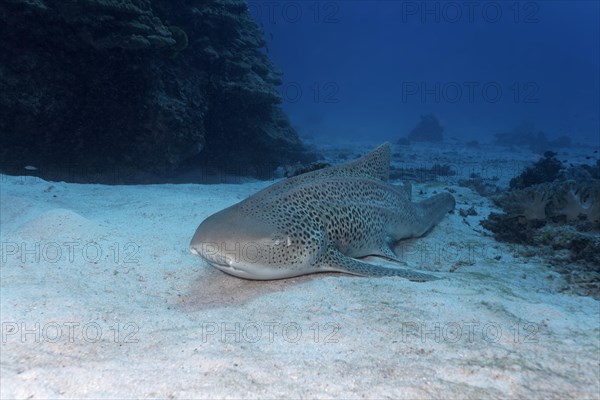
<box><xmin>329</xmin><ymin>142</ymin><xmax>391</xmax><ymax>181</ymax></box>
<box><xmin>247</xmin><ymin>143</ymin><xmax>391</xmax><ymax>202</ymax></box>
<box><xmin>295</xmin><ymin>142</ymin><xmax>391</xmax><ymax>182</ymax></box>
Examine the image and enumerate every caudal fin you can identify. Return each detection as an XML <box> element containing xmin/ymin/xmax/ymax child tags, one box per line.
<box><xmin>413</xmin><ymin>192</ymin><xmax>455</xmax><ymax>236</ymax></box>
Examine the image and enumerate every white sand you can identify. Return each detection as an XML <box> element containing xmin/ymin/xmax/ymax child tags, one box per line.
<box><xmin>1</xmin><ymin>142</ymin><xmax>598</xmax><ymax>399</ymax></box>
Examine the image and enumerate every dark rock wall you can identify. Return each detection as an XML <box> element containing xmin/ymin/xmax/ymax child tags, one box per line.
<box><xmin>0</xmin><ymin>0</ymin><xmax>313</xmax><ymax>182</ymax></box>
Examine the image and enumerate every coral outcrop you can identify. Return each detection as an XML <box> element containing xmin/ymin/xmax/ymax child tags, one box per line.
<box><xmin>552</xmin><ymin>182</ymin><xmax>600</xmax><ymax>224</ymax></box>
<box><xmin>0</xmin><ymin>0</ymin><xmax>315</xmax><ymax>182</ymax></box>
<box><xmin>401</xmin><ymin>113</ymin><xmax>444</xmax><ymax>143</ymax></box>
<box><xmin>481</xmin><ymin>156</ymin><xmax>600</xmax><ymax>298</ymax></box>
<box><xmin>509</xmin><ymin>151</ymin><xmax>563</xmax><ymax>189</ymax></box>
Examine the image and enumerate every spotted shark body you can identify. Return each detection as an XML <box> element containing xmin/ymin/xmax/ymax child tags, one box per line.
<box><xmin>189</xmin><ymin>143</ymin><xmax>455</xmax><ymax>281</ymax></box>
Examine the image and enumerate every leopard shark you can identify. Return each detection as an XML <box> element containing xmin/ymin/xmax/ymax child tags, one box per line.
<box><xmin>189</xmin><ymin>143</ymin><xmax>455</xmax><ymax>281</ymax></box>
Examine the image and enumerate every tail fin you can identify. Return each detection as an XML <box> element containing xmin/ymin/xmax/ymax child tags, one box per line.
<box><xmin>414</xmin><ymin>192</ymin><xmax>455</xmax><ymax>236</ymax></box>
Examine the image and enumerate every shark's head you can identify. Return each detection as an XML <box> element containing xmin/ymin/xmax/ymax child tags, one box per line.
<box><xmin>189</xmin><ymin>205</ymin><xmax>313</xmax><ymax>280</ymax></box>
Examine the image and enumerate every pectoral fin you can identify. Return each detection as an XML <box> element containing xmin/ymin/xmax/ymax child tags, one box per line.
<box><xmin>367</xmin><ymin>245</ymin><xmax>408</xmax><ymax>266</ymax></box>
<box><xmin>321</xmin><ymin>248</ymin><xmax>439</xmax><ymax>282</ymax></box>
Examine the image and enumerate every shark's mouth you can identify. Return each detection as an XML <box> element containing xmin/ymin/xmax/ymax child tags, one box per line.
<box><xmin>190</xmin><ymin>246</ymin><xmax>230</xmax><ymax>267</ymax></box>
<box><xmin>207</xmin><ymin>258</ymin><xmax>253</xmax><ymax>277</ymax></box>
<box><xmin>190</xmin><ymin>246</ymin><xmax>264</xmax><ymax>279</ymax></box>
<box><xmin>208</xmin><ymin>259</ymin><xmax>233</xmax><ymax>269</ymax></box>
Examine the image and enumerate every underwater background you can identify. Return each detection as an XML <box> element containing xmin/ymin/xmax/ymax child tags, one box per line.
<box><xmin>1</xmin><ymin>0</ymin><xmax>598</xmax><ymax>181</ymax></box>
<box><xmin>254</xmin><ymin>1</ymin><xmax>599</xmax><ymax>146</ymax></box>
<box><xmin>1</xmin><ymin>1</ymin><xmax>599</xmax><ymax>398</ymax></box>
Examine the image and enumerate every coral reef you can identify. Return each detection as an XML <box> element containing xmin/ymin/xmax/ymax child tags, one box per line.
<box><xmin>486</xmin><ymin>180</ymin><xmax>600</xmax><ymax>235</ymax></box>
<box><xmin>509</xmin><ymin>151</ymin><xmax>563</xmax><ymax>189</ymax></box>
<box><xmin>498</xmin><ymin>152</ymin><xmax>600</xmax><ymax>224</ymax></box>
<box><xmin>480</xmin><ymin>212</ymin><xmax>545</xmax><ymax>244</ymax></box>
<box><xmin>551</xmin><ymin>181</ymin><xmax>600</xmax><ymax>224</ymax></box>
<box><xmin>0</xmin><ymin>0</ymin><xmax>315</xmax><ymax>182</ymax></box>
<box><xmin>491</xmin><ymin>184</ymin><xmax>553</xmax><ymax>221</ymax></box>
<box><xmin>482</xmin><ymin>158</ymin><xmax>600</xmax><ymax>298</ymax></box>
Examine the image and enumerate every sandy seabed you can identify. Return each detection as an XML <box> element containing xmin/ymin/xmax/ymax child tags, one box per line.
<box><xmin>1</xmin><ymin>142</ymin><xmax>599</xmax><ymax>399</ymax></box>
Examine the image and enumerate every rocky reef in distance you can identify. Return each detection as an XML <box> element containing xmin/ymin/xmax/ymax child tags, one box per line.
<box><xmin>397</xmin><ymin>113</ymin><xmax>444</xmax><ymax>145</ymax></box>
<box><xmin>0</xmin><ymin>0</ymin><xmax>316</xmax><ymax>183</ymax></box>
<box><xmin>481</xmin><ymin>153</ymin><xmax>600</xmax><ymax>298</ymax></box>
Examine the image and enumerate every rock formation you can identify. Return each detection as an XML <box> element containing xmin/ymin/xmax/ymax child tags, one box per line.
<box><xmin>0</xmin><ymin>0</ymin><xmax>315</xmax><ymax>182</ymax></box>
<box><xmin>405</xmin><ymin>113</ymin><xmax>444</xmax><ymax>142</ymax></box>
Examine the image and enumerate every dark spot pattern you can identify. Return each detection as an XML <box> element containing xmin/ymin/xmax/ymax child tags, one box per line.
<box><xmin>198</xmin><ymin>143</ymin><xmax>453</xmax><ymax>280</ymax></box>
<box><xmin>234</xmin><ymin>143</ymin><xmax>427</xmax><ymax>275</ymax></box>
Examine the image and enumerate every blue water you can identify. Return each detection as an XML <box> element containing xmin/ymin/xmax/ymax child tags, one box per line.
<box><xmin>250</xmin><ymin>0</ymin><xmax>600</xmax><ymax>145</ymax></box>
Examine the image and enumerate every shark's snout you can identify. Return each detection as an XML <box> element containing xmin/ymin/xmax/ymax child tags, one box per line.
<box><xmin>189</xmin><ymin>205</ymin><xmax>293</xmax><ymax>279</ymax></box>
<box><xmin>189</xmin><ymin>212</ymin><xmax>230</xmax><ymax>262</ymax></box>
